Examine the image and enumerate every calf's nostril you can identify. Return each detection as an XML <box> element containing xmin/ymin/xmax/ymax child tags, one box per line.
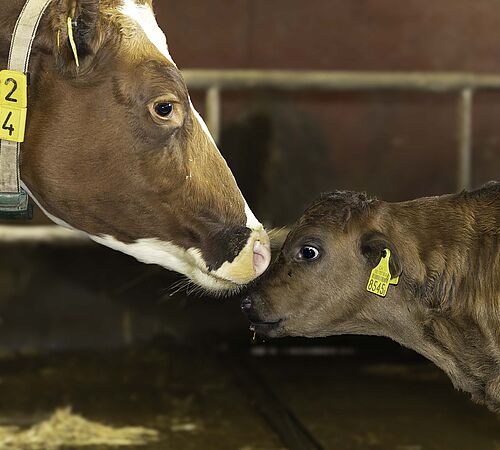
<box><xmin>240</xmin><ymin>296</ymin><xmax>252</xmax><ymax>312</ymax></box>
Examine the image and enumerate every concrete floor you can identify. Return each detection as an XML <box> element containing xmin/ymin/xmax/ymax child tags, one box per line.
<box><xmin>259</xmin><ymin>356</ymin><xmax>500</xmax><ymax>450</ymax></box>
<box><xmin>0</xmin><ymin>243</ymin><xmax>498</xmax><ymax>449</ymax></box>
<box><xmin>0</xmin><ymin>343</ymin><xmax>498</xmax><ymax>450</ymax></box>
<box><xmin>0</xmin><ymin>347</ymin><xmax>282</xmax><ymax>450</ymax></box>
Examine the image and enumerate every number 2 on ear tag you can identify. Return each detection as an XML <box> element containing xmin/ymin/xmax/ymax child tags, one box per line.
<box><xmin>366</xmin><ymin>248</ymin><xmax>398</xmax><ymax>298</ymax></box>
<box><xmin>0</xmin><ymin>70</ymin><xmax>28</xmax><ymax>143</ymax></box>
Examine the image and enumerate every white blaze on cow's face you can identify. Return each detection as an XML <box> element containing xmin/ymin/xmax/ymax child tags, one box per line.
<box><xmin>119</xmin><ymin>0</ymin><xmax>175</xmax><ymax>64</ymax></box>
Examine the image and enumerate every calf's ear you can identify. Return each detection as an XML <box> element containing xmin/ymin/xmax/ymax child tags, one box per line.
<box><xmin>49</xmin><ymin>0</ymin><xmax>103</xmax><ymax>75</ymax></box>
<box><xmin>360</xmin><ymin>231</ymin><xmax>402</xmax><ymax>278</ymax></box>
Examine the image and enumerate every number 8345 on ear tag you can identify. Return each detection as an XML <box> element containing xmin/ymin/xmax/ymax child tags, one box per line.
<box><xmin>0</xmin><ymin>70</ymin><xmax>28</xmax><ymax>143</ymax></box>
<box><xmin>366</xmin><ymin>248</ymin><xmax>399</xmax><ymax>298</ymax></box>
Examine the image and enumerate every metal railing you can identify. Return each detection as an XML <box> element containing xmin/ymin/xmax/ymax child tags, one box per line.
<box><xmin>1</xmin><ymin>70</ymin><xmax>497</xmax><ymax>241</ymax></box>
<box><xmin>182</xmin><ymin>69</ymin><xmax>500</xmax><ymax>192</ymax></box>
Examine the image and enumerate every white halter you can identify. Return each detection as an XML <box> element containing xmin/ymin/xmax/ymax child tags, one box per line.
<box><xmin>0</xmin><ymin>0</ymin><xmax>52</xmax><ymax>218</ymax></box>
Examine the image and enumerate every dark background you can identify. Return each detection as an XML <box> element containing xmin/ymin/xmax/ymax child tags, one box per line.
<box><xmin>157</xmin><ymin>0</ymin><xmax>500</xmax><ymax>226</ymax></box>
<box><xmin>0</xmin><ymin>3</ymin><xmax>499</xmax><ymax>448</ymax></box>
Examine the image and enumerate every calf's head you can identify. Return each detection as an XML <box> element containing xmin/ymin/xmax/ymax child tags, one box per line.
<box><xmin>242</xmin><ymin>191</ymin><xmax>402</xmax><ymax>337</ymax></box>
<box><xmin>13</xmin><ymin>0</ymin><xmax>270</xmax><ymax>293</ymax></box>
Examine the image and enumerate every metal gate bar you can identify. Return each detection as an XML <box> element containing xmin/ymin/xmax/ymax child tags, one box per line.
<box><xmin>182</xmin><ymin>69</ymin><xmax>496</xmax><ymax>192</ymax></box>
<box><xmin>184</xmin><ymin>70</ymin><xmax>500</xmax><ymax>91</ymax></box>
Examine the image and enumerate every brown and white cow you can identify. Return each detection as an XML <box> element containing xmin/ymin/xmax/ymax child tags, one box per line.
<box><xmin>0</xmin><ymin>0</ymin><xmax>271</xmax><ymax>294</ymax></box>
<box><xmin>243</xmin><ymin>183</ymin><xmax>500</xmax><ymax>412</ymax></box>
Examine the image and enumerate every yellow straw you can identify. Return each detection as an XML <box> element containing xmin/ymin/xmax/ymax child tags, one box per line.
<box><xmin>67</xmin><ymin>17</ymin><xmax>80</xmax><ymax>67</ymax></box>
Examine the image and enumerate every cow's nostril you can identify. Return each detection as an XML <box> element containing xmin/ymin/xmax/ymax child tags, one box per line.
<box><xmin>241</xmin><ymin>296</ymin><xmax>252</xmax><ymax>312</ymax></box>
<box><xmin>253</xmin><ymin>239</ymin><xmax>271</xmax><ymax>277</ymax></box>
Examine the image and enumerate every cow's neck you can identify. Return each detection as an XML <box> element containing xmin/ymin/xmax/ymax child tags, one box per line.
<box><xmin>0</xmin><ymin>0</ymin><xmax>51</xmax><ymax>89</ymax></box>
<box><xmin>0</xmin><ymin>1</ymin><xmax>27</xmax><ymax>67</ymax></box>
<box><xmin>0</xmin><ymin>0</ymin><xmax>58</xmax><ymax>201</ymax></box>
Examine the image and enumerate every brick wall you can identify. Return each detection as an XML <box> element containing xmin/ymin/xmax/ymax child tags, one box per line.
<box><xmin>155</xmin><ymin>1</ymin><xmax>500</xmax><ymax>222</ymax></box>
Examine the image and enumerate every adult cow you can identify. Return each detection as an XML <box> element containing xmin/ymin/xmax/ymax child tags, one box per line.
<box><xmin>0</xmin><ymin>0</ymin><xmax>271</xmax><ymax>294</ymax></box>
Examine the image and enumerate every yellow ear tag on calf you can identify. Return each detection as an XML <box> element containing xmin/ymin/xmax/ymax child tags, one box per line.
<box><xmin>0</xmin><ymin>70</ymin><xmax>28</xmax><ymax>143</ymax></box>
<box><xmin>367</xmin><ymin>248</ymin><xmax>399</xmax><ymax>298</ymax></box>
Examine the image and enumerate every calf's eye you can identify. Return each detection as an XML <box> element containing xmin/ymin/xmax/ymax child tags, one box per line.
<box><xmin>297</xmin><ymin>245</ymin><xmax>321</xmax><ymax>261</ymax></box>
<box><xmin>154</xmin><ymin>102</ymin><xmax>174</xmax><ymax>118</ymax></box>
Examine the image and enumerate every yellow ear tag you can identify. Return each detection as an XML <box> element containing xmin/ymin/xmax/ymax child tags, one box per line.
<box><xmin>67</xmin><ymin>17</ymin><xmax>80</xmax><ymax>67</ymax></box>
<box><xmin>0</xmin><ymin>70</ymin><xmax>28</xmax><ymax>143</ymax></box>
<box><xmin>367</xmin><ymin>248</ymin><xmax>399</xmax><ymax>298</ymax></box>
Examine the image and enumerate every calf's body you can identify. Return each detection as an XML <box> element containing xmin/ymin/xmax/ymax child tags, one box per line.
<box><xmin>244</xmin><ymin>182</ymin><xmax>500</xmax><ymax>412</ymax></box>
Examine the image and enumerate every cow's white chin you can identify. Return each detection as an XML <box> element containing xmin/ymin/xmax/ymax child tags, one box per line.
<box><xmin>21</xmin><ymin>182</ymin><xmax>266</xmax><ymax>294</ymax></box>
<box><xmin>188</xmin><ymin>268</ymin><xmax>242</xmax><ymax>296</ymax></box>
<box><xmin>88</xmin><ymin>234</ymin><xmax>264</xmax><ymax>296</ymax></box>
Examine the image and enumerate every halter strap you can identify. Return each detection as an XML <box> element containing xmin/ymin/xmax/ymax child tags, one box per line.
<box><xmin>0</xmin><ymin>0</ymin><xmax>52</xmax><ymax>219</ymax></box>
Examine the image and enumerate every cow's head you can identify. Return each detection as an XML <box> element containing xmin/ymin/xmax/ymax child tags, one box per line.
<box><xmin>242</xmin><ymin>191</ymin><xmax>403</xmax><ymax>337</ymax></box>
<box><xmin>17</xmin><ymin>0</ymin><xmax>270</xmax><ymax>293</ymax></box>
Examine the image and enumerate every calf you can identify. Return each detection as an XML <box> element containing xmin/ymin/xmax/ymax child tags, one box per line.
<box><xmin>243</xmin><ymin>182</ymin><xmax>500</xmax><ymax>413</ymax></box>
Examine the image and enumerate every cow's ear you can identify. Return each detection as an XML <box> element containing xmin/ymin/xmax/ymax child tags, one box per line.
<box><xmin>360</xmin><ymin>231</ymin><xmax>402</xmax><ymax>278</ymax></box>
<box><xmin>49</xmin><ymin>0</ymin><xmax>103</xmax><ymax>75</ymax></box>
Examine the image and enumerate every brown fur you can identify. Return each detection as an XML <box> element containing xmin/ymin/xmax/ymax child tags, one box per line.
<box><xmin>1</xmin><ymin>0</ymin><xmax>259</xmax><ymax>280</ymax></box>
<box><xmin>245</xmin><ymin>182</ymin><xmax>500</xmax><ymax>413</ymax></box>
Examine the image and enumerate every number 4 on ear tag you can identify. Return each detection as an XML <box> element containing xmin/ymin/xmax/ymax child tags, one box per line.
<box><xmin>366</xmin><ymin>248</ymin><xmax>399</xmax><ymax>298</ymax></box>
<box><xmin>0</xmin><ymin>70</ymin><xmax>28</xmax><ymax>143</ymax></box>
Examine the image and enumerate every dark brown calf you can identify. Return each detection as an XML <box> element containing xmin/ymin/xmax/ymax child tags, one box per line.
<box><xmin>243</xmin><ymin>182</ymin><xmax>500</xmax><ymax>413</ymax></box>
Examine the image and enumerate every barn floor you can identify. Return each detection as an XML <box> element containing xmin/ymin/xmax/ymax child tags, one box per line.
<box><xmin>0</xmin><ymin>244</ymin><xmax>498</xmax><ymax>449</ymax></box>
<box><xmin>0</xmin><ymin>342</ymin><xmax>498</xmax><ymax>450</ymax></box>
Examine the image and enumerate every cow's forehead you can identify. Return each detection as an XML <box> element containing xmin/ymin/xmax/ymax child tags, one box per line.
<box><xmin>116</xmin><ymin>0</ymin><xmax>175</xmax><ymax>65</ymax></box>
<box><xmin>114</xmin><ymin>1</ymin><xmax>218</xmax><ymax>145</ymax></box>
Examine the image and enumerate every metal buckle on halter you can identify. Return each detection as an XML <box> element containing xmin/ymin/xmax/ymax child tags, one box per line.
<box><xmin>0</xmin><ymin>189</ymin><xmax>32</xmax><ymax>220</ymax></box>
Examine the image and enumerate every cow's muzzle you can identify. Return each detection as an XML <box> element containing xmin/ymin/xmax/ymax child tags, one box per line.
<box><xmin>212</xmin><ymin>228</ymin><xmax>271</xmax><ymax>286</ymax></box>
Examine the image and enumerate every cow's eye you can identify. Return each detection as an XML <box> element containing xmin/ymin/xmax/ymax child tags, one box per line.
<box><xmin>154</xmin><ymin>102</ymin><xmax>174</xmax><ymax>118</ymax></box>
<box><xmin>297</xmin><ymin>245</ymin><xmax>321</xmax><ymax>261</ymax></box>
